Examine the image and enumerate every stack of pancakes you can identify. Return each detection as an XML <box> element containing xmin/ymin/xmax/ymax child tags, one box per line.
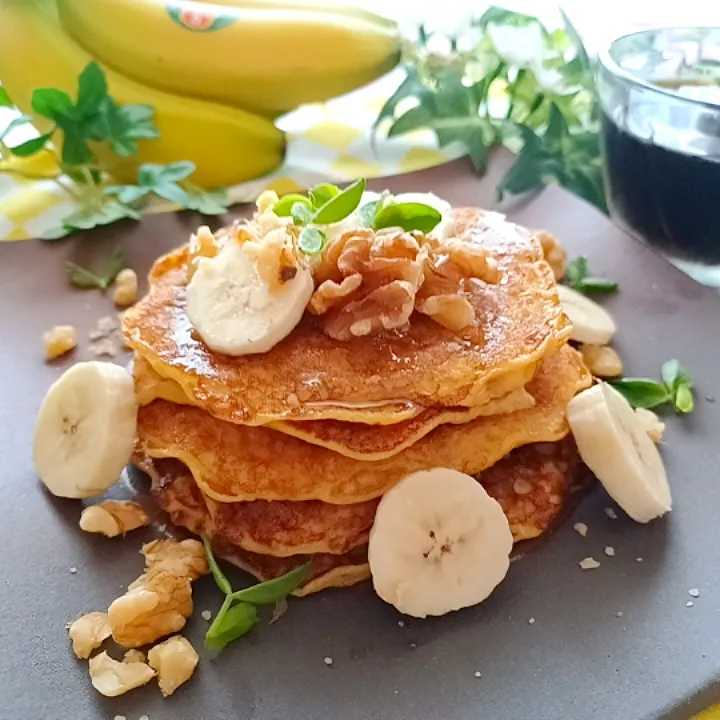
<box><xmin>124</xmin><ymin>208</ymin><xmax>592</xmax><ymax>595</ymax></box>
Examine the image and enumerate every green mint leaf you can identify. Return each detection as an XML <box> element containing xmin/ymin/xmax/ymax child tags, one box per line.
<box><xmin>674</xmin><ymin>384</ymin><xmax>694</xmax><ymax>414</ymax></box>
<box><xmin>544</xmin><ymin>103</ymin><xmax>570</xmax><ymax>151</ymax></box>
<box><xmin>205</xmin><ymin>600</ymin><xmax>258</xmax><ymax>651</ymax></box>
<box><xmin>308</xmin><ymin>183</ymin><xmax>339</xmax><ymax>209</ymax></box>
<box><xmin>372</xmin><ymin>69</ymin><xmax>424</xmax><ymax>146</ymax></box>
<box><xmin>60</xmin><ymin>125</ymin><xmax>94</xmax><ymax>166</ymax></box>
<box><xmin>467</xmin><ymin>127</ymin><xmax>490</xmax><ymax>174</ymax></box>
<box><xmin>185</xmin><ymin>187</ymin><xmax>228</xmax><ymax>216</ymax></box>
<box><xmin>661</xmin><ymin>359</ymin><xmax>681</xmax><ymax>389</ymax></box>
<box><xmin>358</xmin><ymin>200</ymin><xmax>378</xmax><ymax>227</ymax></box>
<box><xmin>95</xmin><ymin>99</ymin><xmax>159</xmax><ymax>157</ymax></box>
<box><xmin>40</xmin><ymin>226</ymin><xmax>72</xmax><ymax>242</ymax></box>
<box><xmin>273</xmin><ymin>194</ymin><xmax>312</xmax><ymax>217</ymax></box>
<box><xmin>65</xmin><ymin>246</ymin><xmax>125</xmax><ymax>290</ymax></box>
<box><xmin>574</xmin><ymin>277</ymin><xmax>618</xmax><ymax>294</ymax></box>
<box><xmin>565</xmin><ymin>256</ymin><xmax>588</xmax><ymax>286</ymax></box>
<box><xmin>154</xmin><ymin>160</ymin><xmax>195</xmax><ymax>184</ymax></box>
<box><xmin>8</xmin><ymin>132</ymin><xmax>53</xmax><ymax>158</ymax></box>
<box><xmin>203</xmin><ymin>536</ymin><xmax>232</xmax><ymax>595</ymax></box>
<box><xmin>62</xmin><ymin>200</ymin><xmax>139</xmax><ymax>231</ymax></box>
<box><xmin>312</xmin><ymin>177</ymin><xmax>366</xmax><ymax>224</ymax></box>
<box><xmin>475</xmin><ymin>6</ymin><xmax>540</xmax><ymax>30</ymax></box>
<box><xmin>291</xmin><ymin>201</ymin><xmax>313</xmax><ymax>226</ymax></box>
<box><xmin>76</xmin><ymin>62</ymin><xmax>108</xmax><ymax>117</ymax></box>
<box><xmin>153</xmin><ymin>182</ymin><xmax>190</xmax><ymax>206</ymax></box>
<box><xmin>31</xmin><ymin>88</ymin><xmax>73</xmax><ymax>120</ymax></box>
<box><xmin>388</xmin><ymin>105</ymin><xmax>432</xmax><ymax>138</ymax></box>
<box><xmin>373</xmin><ymin>202</ymin><xmax>442</xmax><ymax>234</ymax></box>
<box><xmin>609</xmin><ymin>379</ymin><xmax>671</xmax><ymax>409</ymax></box>
<box><xmin>0</xmin><ymin>114</ymin><xmax>33</xmax><ymax>142</ymax></box>
<box><xmin>65</xmin><ymin>261</ymin><xmax>105</xmax><ymax>290</ymax></box>
<box><xmin>120</xmin><ymin>103</ymin><xmax>155</xmax><ymax>124</ymax></box>
<box><xmin>297</xmin><ymin>227</ymin><xmax>326</xmax><ymax>255</ymax></box>
<box><xmin>559</xmin><ymin>7</ymin><xmax>591</xmax><ymax>74</ymax></box>
<box><xmin>0</xmin><ymin>87</ymin><xmax>13</xmax><ymax>107</ymax></box>
<box><xmin>104</xmin><ymin>184</ymin><xmax>150</xmax><ymax>205</ymax></box>
<box><xmin>229</xmin><ymin>562</ymin><xmax>313</xmax><ymax>605</ymax></box>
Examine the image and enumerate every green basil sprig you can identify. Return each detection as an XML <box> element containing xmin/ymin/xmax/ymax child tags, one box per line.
<box><xmin>610</xmin><ymin>359</ymin><xmax>695</xmax><ymax>413</ymax></box>
<box><xmin>203</xmin><ymin>537</ymin><xmax>312</xmax><ymax>651</ymax></box>
<box><xmin>565</xmin><ymin>256</ymin><xmax>617</xmax><ymax>294</ymax></box>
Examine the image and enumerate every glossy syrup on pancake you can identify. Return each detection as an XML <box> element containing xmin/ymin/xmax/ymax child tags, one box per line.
<box><xmin>143</xmin><ymin>437</ymin><xmax>586</xmax><ymax>594</ymax></box>
<box><xmin>133</xmin><ymin>353</ymin><xmax>536</xmax><ymax>460</ymax></box>
<box><xmin>122</xmin><ymin>208</ymin><xmax>571</xmax><ymax>426</ymax></box>
<box><xmin>136</xmin><ymin>345</ymin><xmax>591</xmax><ymax>505</ymax></box>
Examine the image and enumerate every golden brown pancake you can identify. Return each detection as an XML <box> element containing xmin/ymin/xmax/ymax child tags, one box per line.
<box><xmin>123</xmin><ymin>208</ymin><xmax>571</xmax><ymax>425</ymax></box>
<box><xmin>133</xmin><ymin>353</ymin><xmax>536</xmax><ymax>460</ymax></box>
<box><xmin>145</xmin><ymin>437</ymin><xmax>584</xmax><ymax>594</ymax></box>
<box><xmin>136</xmin><ymin>344</ymin><xmax>591</xmax><ymax>504</ymax></box>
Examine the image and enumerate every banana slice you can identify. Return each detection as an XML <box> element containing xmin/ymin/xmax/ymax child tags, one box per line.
<box><xmin>368</xmin><ymin>467</ymin><xmax>513</xmax><ymax>618</ymax></box>
<box><xmin>33</xmin><ymin>362</ymin><xmax>138</xmax><ymax>499</ymax></box>
<box><xmin>557</xmin><ymin>285</ymin><xmax>616</xmax><ymax>345</ymax></box>
<box><xmin>567</xmin><ymin>383</ymin><xmax>671</xmax><ymax>523</ymax></box>
<box><xmin>186</xmin><ymin>240</ymin><xmax>313</xmax><ymax>356</ymax></box>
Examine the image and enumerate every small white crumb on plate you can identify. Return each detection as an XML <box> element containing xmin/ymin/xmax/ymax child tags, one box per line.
<box><xmin>604</xmin><ymin>546</ymin><xmax>615</xmax><ymax>557</ymax></box>
<box><xmin>687</xmin><ymin>601</ymin><xmax>694</xmax><ymax>608</ymax></box>
<box><xmin>573</xmin><ymin>522</ymin><xmax>588</xmax><ymax>537</ymax></box>
<box><xmin>113</xmin><ymin>715</ymin><xmax>127</xmax><ymax>720</ymax></box>
<box><xmin>157</xmin><ymin>524</ymin><xmax>167</xmax><ymax>533</ymax></box>
<box><xmin>636</xmin><ymin>557</ymin><xmax>644</xmax><ymax>563</ymax></box>
<box><xmin>579</xmin><ymin>557</ymin><xmax>600</xmax><ymax>570</ymax></box>
<box><xmin>528</xmin><ymin>617</ymin><xmax>535</xmax><ymax>625</ymax></box>
<box><xmin>688</xmin><ymin>588</ymin><xmax>700</xmax><ymax>598</ymax></box>
<box><xmin>397</xmin><ymin>620</ymin><xmax>405</xmax><ymax>627</ymax></box>
<box><xmin>323</xmin><ymin>656</ymin><xmax>333</xmax><ymax>666</ymax></box>
<box><xmin>69</xmin><ymin>567</ymin><xmax>77</xmax><ymax>574</ymax></box>
<box><xmin>201</xmin><ymin>610</ymin><xmax>212</xmax><ymax>621</ymax></box>
<box><xmin>474</xmin><ymin>671</ymin><xmax>482</xmax><ymax>678</ymax></box>
<box><xmin>616</xmin><ymin>612</ymin><xmax>623</xmax><ymax>617</ymax></box>
<box><xmin>604</xmin><ymin>507</ymin><xmax>618</xmax><ymax>520</ymax></box>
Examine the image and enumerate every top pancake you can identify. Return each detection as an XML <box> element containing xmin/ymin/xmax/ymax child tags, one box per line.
<box><xmin>122</xmin><ymin>208</ymin><xmax>571</xmax><ymax>425</ymax></box>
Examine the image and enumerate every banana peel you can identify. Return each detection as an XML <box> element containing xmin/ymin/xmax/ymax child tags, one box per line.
<box><xmin>0</xmin><ymin>0</ymin><xmax>400</xmax><ymax>188</ymax></box>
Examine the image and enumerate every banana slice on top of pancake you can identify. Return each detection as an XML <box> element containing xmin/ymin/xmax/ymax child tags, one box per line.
<box><xmin>33</xmin><ymin>362</ymin><xmax>137</xmax><ymax>498</ymax></box>
<box><xmin>567</xmin><ymin>383</ymin><xmax>671</xmax><ymax>523</ymax></box>
<box><xmin>368</xmin><ymin>468</ymin><xmax>513</xmax><ymax>618</ymax></box>
<box><xmin>186</xmin><ymin>237</ymin><xmax>314</xmax><ymax>357</ymax></box>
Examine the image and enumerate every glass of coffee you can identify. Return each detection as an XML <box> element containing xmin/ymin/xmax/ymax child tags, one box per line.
<box><xmin>597</xmin><ymin>27</ymin><xmax>720</xmax><ymax>286</ymax></box>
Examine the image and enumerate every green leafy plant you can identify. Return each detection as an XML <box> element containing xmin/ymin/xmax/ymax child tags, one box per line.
<box><xmin>0</xmin><ymin>61</ymin><xmax>229</xmax><ymax>245</ymax></box>
<box><xmin>375</xmin><ymin>7</ymin><xmax>606</xmax><ymax>212</ymax></box>
<box><xmin>203</xmin><ymin>537</ymin><xmax>311</xmax><ymax>651</ymax></box>
<box><xmin>611</xmin><ymin>359</ymin><xmax>695</xmax><ymax>413</ymax></box>
<box><xmin>565</xmin><ymin>256</ymin><xmax>617</xmax><ymax>294</ymax></box>
<box><xmin>273</xmin><ymin>178</ymin><xmax>443</xmax><ymax>255</ymax></box>
<box><xmin>65</xmin><ymin>246</ymin><xmax>125</xmax><ymax>290</ymax></box>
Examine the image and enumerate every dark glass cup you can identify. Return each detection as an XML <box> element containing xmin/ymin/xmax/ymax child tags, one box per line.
<box><xmin>597</xmin><ymin>27</ymin><xmax>720</xmax><ymax>286</ymax></box>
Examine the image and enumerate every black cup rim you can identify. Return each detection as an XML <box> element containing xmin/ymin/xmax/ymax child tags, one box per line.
<box><xmin>598</xmin><ymin>26</ymin><xmax>720</xmax><ymax>112</ymax></box>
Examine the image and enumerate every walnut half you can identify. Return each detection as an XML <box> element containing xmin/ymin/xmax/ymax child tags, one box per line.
<box><xmin>147</xmin><ymin>635</ymin><xmax>199</xmax><ymax>697</ymax></box>
<box><xmin>141</xmin><ymin>539</ymin><xmax>208</xmax><ymax>581</ymax></box>
<box><xmin>79</xmin><ymin>501</ymin><xmax>149</xmax><ymax>538</ymax></box>
<box><xmin>89</xmin><ymin>651</ymin><xmax>155</xmax><ymax>697</ymax></box>
<box><xmin>68</xmin><ymin>612</ymin><xmax>112</xmax><ymax>659</ymax></box>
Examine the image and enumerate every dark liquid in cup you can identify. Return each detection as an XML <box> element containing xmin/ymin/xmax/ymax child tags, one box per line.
<box><xmin>601</xmin><ymin>84</ymin><xmax>720</xmax><ymax>264</ymax></box>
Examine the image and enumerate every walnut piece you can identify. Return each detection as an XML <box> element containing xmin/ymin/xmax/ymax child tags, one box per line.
<box><xmin>108</xmin><ymin>569</ymin><xmax>193</xmax><ymax>648</ymax></box>
<box><xmin>123</xmin><ymin>649</ymin><xmax>146</xmax><ymax>664</ymax></box>
<box><xmin>309</xmin><ymin>227</ymin><xmax>501</xmax><ymax>340</ymax></box>
<box><xmin>141</xmin><ymin>539</ymin><xmax>208</xmax><ymax>581</ymax></box>
<box><xmin>635</xmin><ymin>408</ymin><xmax>666</xmax><ymax>443</ymax></box>
<box><xmin>537</xmin><ymin>230</ymin><xmax>566</xmax><ymax>281</ymax></box>
<box><xmin>580</xmin><ymin>344</ymin><xmax>623</xmax><ymax>378</ymax></box>
<box><xmin>256</xmin><ymin>189</ymin><xmax>279</xmax><ymax>214</ymax></box>
<box><xmin>89</xmin><ymin>651</ymin><xmax>155</xmax><ymax>697</ymax></box>
<box><xmin>147</xmin><ymin>635</ymin><xmax>199</xmax><ymax>697</ymax></box>
<box><xmin>79</xmin><ymin>501</ymin><xmax>149</xmax><ymax>538</ymax></box>
<box><xmin>113</xmin><ymin>269</ymin><xmax>138</xmax><ymax>307</ymax></box>
<box><xmin>187</xmin><ymin>225</ymin><xmax>221</xmax><ymax>281</ymax></box>
<box><xmin>68</xmin><ymin>612</ymin><xmax>112</xmax><ymax>659</ymax></box>
<box><xmin>244</xmin><ymin>226</ymin><xmax>304</xmax><ymax>292</ymax></box>
<box><xmin>44</xmin><ymin>325</ymin><xmax>77</xmax><ymax>359</ymax></box>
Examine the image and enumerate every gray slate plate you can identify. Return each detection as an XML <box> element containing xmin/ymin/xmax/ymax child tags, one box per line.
<box><xmin>1</xmin><ymin>155</ymin><xmax>719</xmax><ymax>720</ymax></box>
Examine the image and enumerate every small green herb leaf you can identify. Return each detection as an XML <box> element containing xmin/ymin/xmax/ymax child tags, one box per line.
<box><xmin>31</xmin><ymin>88</ymin><xmax>74</xmax><ymax>120</ymax></box>
<box><xmin>229</xmin><ymin>563</ymin><xmax>312</xmax><ymax>605</ymax></box>
<box><xmin>62</xmin><ymin>200</ymin><xmax>140</xmax><ymax>231</ymax></box>
<box><xmin>76</xmin><ymin>61</ymin><xmax>108</xmax><ymax>116</ymax></box>
<box><xmin>185</xmin><ymin>187</ymin><xmax>229</xmax><ymax>216</ymax></box>
<box><xmin>661</xmin><ymin>359</ymin><xmax>694</xmax><ymax>412</ymax></box>
<box><xmin>573</xmin><ymin>277</ymin><xmax>618</xmax><ymax>294</ymax></box>
<box><xmin>273</xmin><ymin>194</ymin><xmax>312</xmax><ymax>217</ymax></box>
<box><xmin>609</xmin><ymin>379</ymin><xmax>671</xmax><ymax>410</ymax></box>
<box><xmin>373</xmin><ymin>202</ymin><xmax>442</xmax><ymax>234</ymax></box>
<box><xmin>0</xmin><ymin>87</ymin><xmax>13</xmax><ymax>107</ymax></box>
<box><xmin>104</xmin><ymin>184</ymin><xmax>151</xmax><ymax>205</ymax></box>
<box><xmin>153</xmin><ymin>182</ymin><xmax>190</xmax><ymax>206</ymax></box>
<box><xmin>312</xmin><ymin>178</ymin><xmax>366</xmax><ymax>224</ymax></box>
<box><xmin>565</xmin><ymin>256</ymin><xmax>617</xmax><ymax>294</ymax></box>
<box><xmin>205</xmin><ymin>600</ymin><xmax>258</xmax><ymax>651</ymax></box>
<box><xmin>291</xmin><ymin>201</ymin><xmax>313</xmax><ymax>226</ymax></box>
<box><xmin>8</xmin><ymin>132</ymin><xmax>53</xmax><ymax>158</ymax></box>
<box><xmin>65</xmin><ymin>246</ymin><xmax>125</xmax><ymax>290</ymax></box>
<box><xmin>297</xmin><ymin>226</ymin><xmax>326</xmax><ymax>255</ymax></box>
<box><xmin>308</xmin><ymin>183</ymin><xmax>339</xmax><ymax>209</ymax></box>
<box><xmin>358</xmin><ymin>200</ymin><xmax>378</xmax><ymax>227</ymax></box>
<box><xmin>674</xmin><ymin>384</ymin><xmax>694</xmax><ymax>414</ymax></box>
<box><xmin>203</xmin><ymin>536</ymin><xmax>232</xmax><ymax>595</ymax></box>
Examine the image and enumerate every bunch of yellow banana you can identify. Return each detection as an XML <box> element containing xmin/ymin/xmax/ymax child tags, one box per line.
<box><xmin>0</xmin><ymin>0</ymin><xmax>400</xmax><ymax>187</ymax></box>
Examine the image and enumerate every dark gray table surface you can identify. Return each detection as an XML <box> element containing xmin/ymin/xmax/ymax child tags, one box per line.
<box><xmin>1</xmin><ymin>156</ymin><xmax>719</xmax><ymax>720</ymax></box>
